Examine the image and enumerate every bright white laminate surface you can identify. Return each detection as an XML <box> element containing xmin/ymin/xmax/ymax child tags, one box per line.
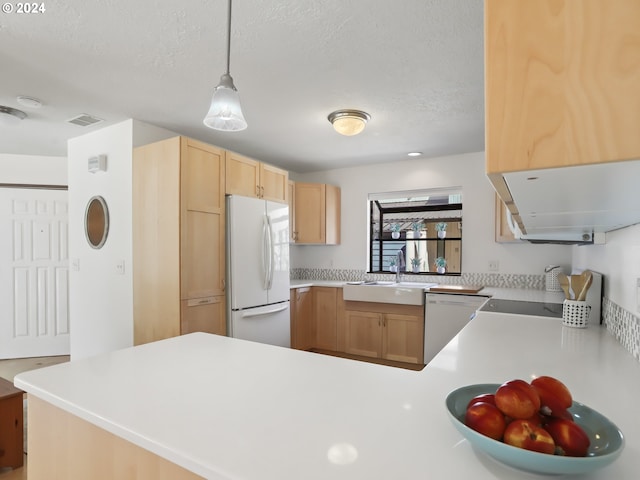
<box><xmin>16</xmin><ymin>317</ymin><xmax>640</xmax><ymax>480</ymax></box>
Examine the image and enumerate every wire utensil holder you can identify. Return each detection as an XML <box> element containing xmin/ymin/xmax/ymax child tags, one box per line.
<box><xmin>562</xmin><ymin>300</ymin><xmax>591</xmax><ymax>328</ymax></box>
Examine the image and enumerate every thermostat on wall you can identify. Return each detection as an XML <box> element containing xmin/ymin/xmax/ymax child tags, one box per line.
<box><xmin>88</xmin><ymin>155</ymin><xmax>107</xmax><ymax>173</ymax></box>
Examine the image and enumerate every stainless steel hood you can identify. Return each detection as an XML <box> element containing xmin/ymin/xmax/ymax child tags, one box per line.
<box><xmin>501</xmin><ymin>159</ymin><xmax>640</xmax><ymax>244</ymax></box>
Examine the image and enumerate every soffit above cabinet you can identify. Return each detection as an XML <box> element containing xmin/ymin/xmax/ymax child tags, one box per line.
<box><xmin>503</xmin><ymin>159</ymin><xmax>640</xmax><ymax>234</ymax></box>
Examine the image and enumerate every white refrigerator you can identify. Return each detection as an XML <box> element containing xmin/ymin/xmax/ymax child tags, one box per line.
<box><xmin>226</xmin><ymin>195</ymin><xmax>291</xmax><ymax>347</ymax></box>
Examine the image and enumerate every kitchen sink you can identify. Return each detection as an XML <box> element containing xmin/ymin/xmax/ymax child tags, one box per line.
<box><xmin>343</xmin><ymin>282</ymin><xmax>437</xmax><ymax>305</ymax></box>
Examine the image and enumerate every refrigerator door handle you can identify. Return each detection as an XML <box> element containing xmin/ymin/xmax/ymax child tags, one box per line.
<box><xmin>265</xmin><ymin>215</ymin><xmax>274</xmax><ymax>290</ymax></box>
<box><xmin>266</xmin><ymin>215</ymin><xmax>274</xmax><ymax>290</ymax></box>
<box><xmin>242</xmin><ymin>303</ymin><xmax>288</xmax><ymax>318</ymax></box>
<box><xmin>261</xmin><ymin>215</ymin><xmax>270</xmax><ymax>290</ymax></box>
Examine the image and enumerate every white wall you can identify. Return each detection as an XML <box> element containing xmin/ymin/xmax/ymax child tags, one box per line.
<box><xmin>0</xmin><ymin>153</ymin><xmax>67</xmax><ymax>185</ymax></box>
<box><xmin>291</xmin><ymin>152</ymin><xmax>572</xmax><ymax>275</ymax></box>
<box><xmin>573</xmin><ymin>223</ymin><xmax>640</xmax><ymax>315</ymax></box>
<box><xmin>68</xmin><ymin>119</ymin><xmax>175</xmax><ymax>359</ymax></box>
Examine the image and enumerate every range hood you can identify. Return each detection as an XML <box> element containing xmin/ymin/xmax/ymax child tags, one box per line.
<box><xmin>501</xmin><ymin>159</ymin><xmax>640</xmax><ymax>244</ymax></box>
<box><xmin>505</xmin><ymin>210</ymin><xmax>593</xmax><ymax>245</ymax></box>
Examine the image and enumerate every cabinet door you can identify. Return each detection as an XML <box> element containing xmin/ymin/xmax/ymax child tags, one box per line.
<box><xmin>181</xmin><ymin>296</ymin><xmax>226</xmax><ymax>336</ymax></box>
<box><xmin>225</xmin><ymin>152</ymin><xmax>260</xmax><ymax>198</ymax></box>
<box><xmin>485</xmin><ymin>0</ymin><xmax>640</xmax><ymax>174</ymax></box>
<box><xmin>133</xmin><ymin>137</ymin><xmax>181</xmax><ymax>346</ymax></box>
<box><xmin>382</xmin><ymin>313</ymin><xmax>424</xmax><ymax>364</ymax></box>
<box><xmin>291</xmin><ymin>287</ymin><xmax>314</xmax><ymax>350</ymax></box>
<box><xmin>260</xmin><ymin>163</ymin><xmax>288</xmax><ymax>203</ymax></box>
<box><xmin>181</xmin><ymin>139</ymin><xmax>226</xmax><ymax>300</ymax></box>
<box><xmin>313</xmin><ymin>287</ymin><xmax>337</xmax><ymax>351</ymax></box>
<box><xmin>344</xmin><ymin>310</ymin><xmax>381</xmax><ymax>359</ymax></box>
<box><xmin>294</xmin><ymin>183</ymin><xmax>326</xmax><ymax>243</ymax></box>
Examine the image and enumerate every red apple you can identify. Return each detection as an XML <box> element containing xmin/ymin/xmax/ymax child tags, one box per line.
<box><xmin>465</xmin><ymin>402</ymin><xmax>507</xmax><ymax>441</ymax></box>
<box><xmin>503</xmin><ymin>419</ymin><xmax>556</xmax><ymax>454</ymax></box>
<box><xmin>532</xmin><ymin>376</ymin><xmax>573</xmax><ymax>417</ymax></box>
<box><xmin>495</xmin><ymin>380</ymin><xmax>541</xmax><ymax>419</ymax></box>
<box><xmin>467</xmin><ymin>393</ymin><xmax>496</xmax><ymax>409</ymax></box>
<box><xmin>544</xmin><ymin>418</ymin><xmax>591</xmax><ymax>457</ymax></box>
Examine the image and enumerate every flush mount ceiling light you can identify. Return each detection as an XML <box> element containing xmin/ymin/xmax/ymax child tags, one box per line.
<box><xmin>328</xmin><ymin>109</ymin><xmax>370</xmax><ymax>136</ymax></box>
<box><xmin>16</xmin><ymin>96</ymin><xmax>42</xmax><ymax>109</ymax></box>
<box><xmin>203</xmin><ymin>0</ymin><xmax>247</xmax><ymax>132</ymax></box>
<box><xmin>0</xmin><ymin>105</ymin><xmax>27</xmax><ymax>126</ymax></box>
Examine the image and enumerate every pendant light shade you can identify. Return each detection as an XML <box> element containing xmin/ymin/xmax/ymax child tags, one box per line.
<box><xmin>203</xmin><ymin>73</ymin><xmax>247</xmax><ymax>131</ymax></box>
<box><xmin>203</xmin><ymin>0</ymin><xmax>247</xmax><ymax>132</ymax></box>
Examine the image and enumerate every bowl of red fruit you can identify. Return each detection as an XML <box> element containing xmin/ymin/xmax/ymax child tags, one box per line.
<box><xmin>445</xmin><ymin>376</ymin><xmax>624</xmax><ymax>475</ymax></box>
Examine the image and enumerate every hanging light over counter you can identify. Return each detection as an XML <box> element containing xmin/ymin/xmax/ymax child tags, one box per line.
<box><xmin>203</xmin><ymin>0</ymin><xmax>247</xmax><ymax>132</ymax></box>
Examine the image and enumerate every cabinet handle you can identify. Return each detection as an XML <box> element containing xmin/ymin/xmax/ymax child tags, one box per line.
<box><xmin>256</xmin><ymin>185</ymin><xmax>260</xmax><ymax>197</ymax></box>
<box><xmin>222</xmin><ymin>279</ymin><xmax>226</xmax><ymax>291</ymax></box>
<box><xmin>261</xmin><ymin>186</ymin><xmax>265</xmax><ymax>197</ymax></box>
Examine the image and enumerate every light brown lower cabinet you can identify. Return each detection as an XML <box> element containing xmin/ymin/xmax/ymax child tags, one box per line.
<box><xmin>314</xmin><ymin>287</ymin><xmax>339</xmax><ymax>351</ymax></box>
<box><xmin>344</xmin><ymin>302</ymin><xmax>424</xmax><ymax>364</ymax></box>
<box><xmin>180</xmin><ymin>296</ymin><xmax>226</xmax><ymax>336</ymax></box>
<box><xmin>27</xmin><ymin>396</ymin><xmax>203</xmax><ymax>480</ymax></box>
<box><xmin>290</xmin><ymin>287</ymin><xmax>314</xmax><ymax>350</ymax></box>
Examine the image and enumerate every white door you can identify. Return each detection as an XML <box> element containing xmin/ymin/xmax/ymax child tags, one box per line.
<box><xmin>0</xmin><ymin>187</ymin><xmax>70</xmax><ymax>359</ymax></box>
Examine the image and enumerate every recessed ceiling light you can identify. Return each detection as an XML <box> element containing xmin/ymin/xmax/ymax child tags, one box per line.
<box><xmin>16</xmin><ymin>96</ymin><xmax>42</xmax><ymax>109</ymax></box>
<box><xmin>407</xmin><ymin>152</ymin><xmax>422</xmax><ymax>157</ymax></box>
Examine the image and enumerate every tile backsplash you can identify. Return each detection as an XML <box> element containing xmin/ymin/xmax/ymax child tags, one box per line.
<box><xmin>603</xmin><ymin>298</ymin><xmax>640</xmax><ymax>362</ymax></box>
<box><xmin>291</xmin><ymin>268</ymin><xmax>640</xmax><ymax>363</ymax></box>
<box><xmin>290</xmin><ymin>268</ymin><xmax>546</xmax><ymax>290</ymax></box>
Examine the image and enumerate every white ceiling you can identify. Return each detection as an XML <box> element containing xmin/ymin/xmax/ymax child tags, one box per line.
<box><xmin>0</xmin><ymin>0</ymin><xmax>485</xmax><ymax>173</ymax></box>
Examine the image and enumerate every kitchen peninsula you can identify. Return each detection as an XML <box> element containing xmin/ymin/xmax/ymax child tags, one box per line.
<box><xmin>16</xmin><ymin>314</ymin><xmax>640</xmax><ymax>479</ymax></box>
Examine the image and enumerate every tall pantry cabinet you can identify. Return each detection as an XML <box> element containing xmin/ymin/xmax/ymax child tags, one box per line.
<box><xmin>133</xmin><ymin>136</ymin><xmax>226</xmax><ymax>345</ymax></box>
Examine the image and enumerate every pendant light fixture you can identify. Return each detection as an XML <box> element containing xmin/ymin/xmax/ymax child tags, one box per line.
<box><xmin>328</xmin><ymin>109</ymin><xmax>370</xmax><ymax>136</ymax></box>
<box><xmin>203</xmin><ymin>0</ymin><xmax>247</xmax><ymax>132</ymax></box>
<box><xmin>0</xmin><ymin>105</ymin><xmax>27</xmax><ymax>126</ymax></box>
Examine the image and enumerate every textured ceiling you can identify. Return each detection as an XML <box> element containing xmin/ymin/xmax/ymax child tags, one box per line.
<box><xmin>0</xmin><ymin>0</ymin><xmax>485</xmax><ymax>173</ymax></box>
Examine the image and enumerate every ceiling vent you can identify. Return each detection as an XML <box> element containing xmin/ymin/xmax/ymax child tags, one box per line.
<box><xmin>67</xmin><ymin>114</ymin><xmax>104</xmax><ymax>127</ymax></box>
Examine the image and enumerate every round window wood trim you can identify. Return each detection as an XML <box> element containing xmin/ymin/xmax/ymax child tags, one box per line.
<box><xmin>85</xmin><ymin>195</ymin><xmax>110</xmax><ymax>249</ymax></box>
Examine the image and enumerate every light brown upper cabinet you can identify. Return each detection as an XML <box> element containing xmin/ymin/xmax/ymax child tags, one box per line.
<box><xmin>292</xmin><ymin>182</ymin><xmax>341</xmax><ymax>244</ymax></box>
<box><xmin>485</xmin><ymin>0</ymin><xmax>640</xmax><ymax>233</ymax></box>
<box><xmin>133</xmin><ymin>136</ymin><xmax>226</xmax><ymax>345</ymax></box>
<box><xmin>485</xmin><ymin>0</ymin><xmax>640</xmax><ymax>178</ymax></box>
<box><xmin>225</xmin><ymin>151</ymin><xmax>288</xmax><ymax>203</ymax></box>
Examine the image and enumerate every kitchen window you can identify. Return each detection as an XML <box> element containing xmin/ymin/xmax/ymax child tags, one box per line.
<box><xmin>368</xmin><ymin>188</ymin><xmax>462</xmax><ymax>275</ymax></box>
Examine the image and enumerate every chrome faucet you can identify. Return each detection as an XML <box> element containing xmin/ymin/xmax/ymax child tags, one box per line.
<box><xmin>396</xmin><ymin>250</ymin><xmax>404</xmax><ymax>283</ymax></box>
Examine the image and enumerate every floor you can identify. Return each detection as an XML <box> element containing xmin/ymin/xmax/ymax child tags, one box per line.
<box><xmin>0</xmin><ymin>355</ymin><xmax>70</xmax><ymax>480</ymax></box>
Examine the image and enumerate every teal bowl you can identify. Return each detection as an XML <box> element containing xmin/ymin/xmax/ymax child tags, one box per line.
<box><xmin>446</xmin><ymin>384</ymin><xmax>625</xmax><ymax>475</ymax></box>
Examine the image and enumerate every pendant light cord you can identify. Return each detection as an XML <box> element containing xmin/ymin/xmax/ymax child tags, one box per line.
<box><xmin>225</xmin><ymin>0</ymin><xmax>232</xmax><ymax>75</ymax></box>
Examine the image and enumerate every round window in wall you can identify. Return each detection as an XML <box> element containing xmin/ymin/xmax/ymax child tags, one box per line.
<box><xmin>85</xmin><ymin>196</ymin><xmax>110</xmax><ymax>249</ymax></box>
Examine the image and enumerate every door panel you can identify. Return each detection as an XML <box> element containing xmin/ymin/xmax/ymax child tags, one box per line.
<box><xmin>0</xmin><ymin>188</ymin><xmax>69</xmax><ymax>359</ymax></box>
<box><xmin>344</xmin><ymin>310</ymin><xmax>381</xmax><ymax>358</ymax></box>
<box><xmin>383</xmin><ymin>313</ymin><xmax>424</xmax><ymax>364</ymax></box>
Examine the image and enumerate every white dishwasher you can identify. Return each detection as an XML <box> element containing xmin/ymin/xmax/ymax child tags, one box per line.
<box><xmin>424</xmin><ymin>293</ymin><xmax>489</xmax><ymax>364</ymax></box>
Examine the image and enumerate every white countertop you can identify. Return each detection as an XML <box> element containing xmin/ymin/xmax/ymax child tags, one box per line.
<box><xmin>16</xmin><ymin>315</ymin><xmax>640</xmax><ymax>479</ymax></box>
<box><xmin>290</xmin><ymin>279</ymin><xmax>567</xmax><ymax>303</ymax></box>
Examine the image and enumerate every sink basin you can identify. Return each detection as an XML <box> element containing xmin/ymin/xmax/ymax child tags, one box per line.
<box><xmin>343</xmin><ymin>282</ymin><xmax>437</xmax><ymax>305</ymax></box>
